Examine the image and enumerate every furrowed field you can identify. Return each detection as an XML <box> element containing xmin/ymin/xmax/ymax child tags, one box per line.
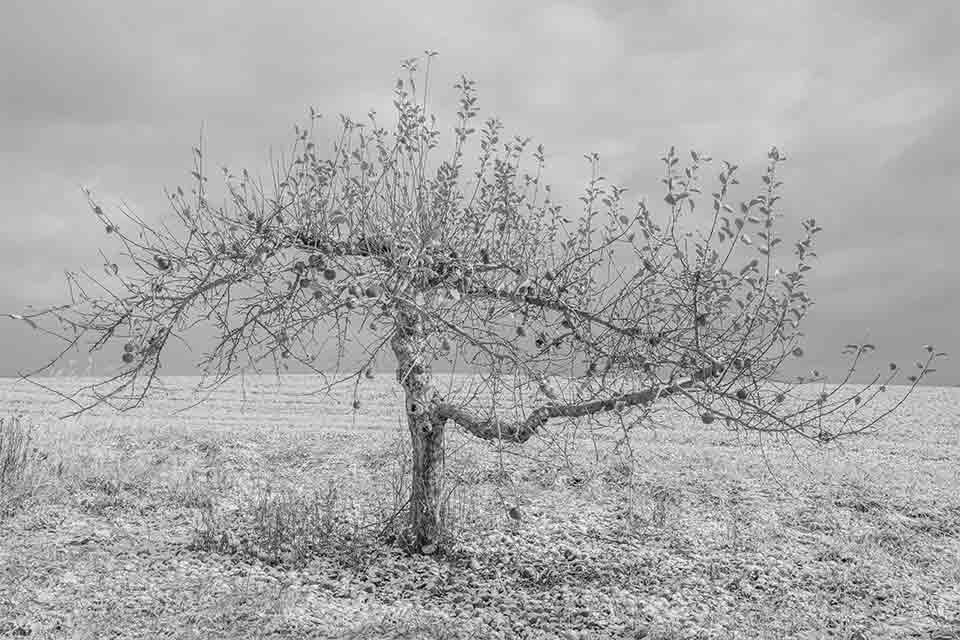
<box><xmin>1</xmin><ymin>375</ymin><xmax>958</xmax><ymax>639</ymax></box>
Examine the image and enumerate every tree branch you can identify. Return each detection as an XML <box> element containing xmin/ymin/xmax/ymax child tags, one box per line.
<box><xmin>436</xmin><ymin>361</ymin><xmax>725</xmax><ymax>443</ymax></box>
<box><xmin>470</xmin><ymin>282</ymin><xmax>644</xmax><ymax>337</ymax></box>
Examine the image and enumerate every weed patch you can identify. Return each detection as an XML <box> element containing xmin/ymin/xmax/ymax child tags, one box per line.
<box><xmin>0</xmin><ymin>414</ymin><xmax>47</xmax><ymax>517</ymax></box>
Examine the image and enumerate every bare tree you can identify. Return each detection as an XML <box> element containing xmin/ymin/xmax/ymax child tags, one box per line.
<box><xmin>14</xmin><ymin>54</ymin><xmax>943</xmax><ymax>553</ymax></box>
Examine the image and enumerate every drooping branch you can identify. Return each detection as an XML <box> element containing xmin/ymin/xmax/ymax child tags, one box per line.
<box><xmin>436</xmin><ymin>361</ymin><xmax>725</xmax><ymax>443</ymax></box>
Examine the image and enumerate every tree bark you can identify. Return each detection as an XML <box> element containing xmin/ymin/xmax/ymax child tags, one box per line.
<box><xmin>391</xmin><ymin>302</ymin><xmax>444</xmax><ymax>551</ymax></box>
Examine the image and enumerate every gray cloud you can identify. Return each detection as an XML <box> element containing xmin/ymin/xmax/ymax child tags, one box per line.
<box><xmin>1</xmin><ymin>0</ymin><xmax>957</xmax><ymax>383</ymax></box>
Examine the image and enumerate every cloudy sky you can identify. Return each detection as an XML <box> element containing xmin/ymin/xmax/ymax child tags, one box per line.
<box><xmin>1</xmin><ymin>0</ymin><xmax>957</xmax><ymax>385</ymax></box>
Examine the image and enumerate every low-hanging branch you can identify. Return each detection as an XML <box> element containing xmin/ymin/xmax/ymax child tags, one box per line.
<box><xmin>435</xmin><ymin>360</ymin><xmax>725</xmax><ymax>443</ymax></box>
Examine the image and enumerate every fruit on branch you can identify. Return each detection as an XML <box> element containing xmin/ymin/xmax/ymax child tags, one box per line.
<box><xmin>121</xmin><ymin>352</ymin><xmax>135</xmax><ymax>364</ymax></box>
<box><xmin>701</xmin><ymin>412</ymin><xmax>715</xmax><ymax>424</ymax></box>
<box><xmin>365</xmin><ymin>368</ymin><xmax>375</xmax><ymax>379</ymax></box>
<box><xmin>345</xmin><ymin>297</ymin><xmax>359</xmax><ymax>310</ymax></box>
<box><xmin>154</xmin><ymin>256</ymin><xmax>171</xmax><ymax>271</ymax></box>
<box><xmin>365</xmin><ymin>285</ymin><xmax>382</xmax><ymax>298</ymax></box>
<box><xmin>323</xmin><ymin>268</ymin><xmax>337</xmax><ymax>281</ymax></box>
<box><xmin>516</xmin><ymin>325</ymin><xmax>527</xmax><ymax>337</ymax></box>
<box><xmin>736</xmin><ymin>388</ymin><xmax>749</xmax><ymax>400</ymax></box>
<box><xmin>353</xmin><ymin>400</ymin><xmax>362</xmax><ymax>410</ymax></box>
<box><xmin>123</xmin><ymin>342</ymin><xmax>135</xmax><ymax>353</ymax></box>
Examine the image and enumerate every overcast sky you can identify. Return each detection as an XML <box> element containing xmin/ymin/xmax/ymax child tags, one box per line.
<box><xmin>1</xmin><ymin>0</ymin><xmax>957</xmax><ymax>385</ymax></box>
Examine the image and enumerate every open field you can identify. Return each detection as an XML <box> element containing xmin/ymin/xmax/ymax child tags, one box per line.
<box><xmin>1</xmin><ymin>375</ymin><xmax>958</xmax><ymax>639</ymax></box>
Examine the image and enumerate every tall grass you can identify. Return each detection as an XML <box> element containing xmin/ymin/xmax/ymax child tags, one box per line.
<box><xmin>0</xmin><ymin>414</ymin><xmax>44</xmax><ymax>516</ymax></box>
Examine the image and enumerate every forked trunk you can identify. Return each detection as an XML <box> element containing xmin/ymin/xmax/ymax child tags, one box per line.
<box><xmin>391</xmin><ymin>303</ymin><xmax>444</xmax><ymax>551</ymax></box>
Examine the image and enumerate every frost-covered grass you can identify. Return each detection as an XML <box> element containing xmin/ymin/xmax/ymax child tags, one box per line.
<box><xmin>0</xmin><ymin>376</ymin><xmax>957</xmax><ymax>639</ymax></box>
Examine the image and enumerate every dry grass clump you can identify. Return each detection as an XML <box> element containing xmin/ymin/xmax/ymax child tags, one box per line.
<box><xmin>0</xmin><ymin>414</ymin><xmax>50</xmax><ymax>517</ymax></box>
<box><xmin>190</xmin><ymin>479</ymin><xmax>380</xmax><ymax>570</ymax></box>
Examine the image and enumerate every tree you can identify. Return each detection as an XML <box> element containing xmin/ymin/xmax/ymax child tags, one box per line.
<box><xmin>16</xmin><ymin>54</ymin><xmax>943</xmax><ymax>553</ymax></box>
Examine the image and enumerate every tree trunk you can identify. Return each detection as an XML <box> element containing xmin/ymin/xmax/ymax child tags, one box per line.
<box><xmin>391</xmin><ymin>303</ymin><xmax>444</xmax><ymax>551</ymax></box>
